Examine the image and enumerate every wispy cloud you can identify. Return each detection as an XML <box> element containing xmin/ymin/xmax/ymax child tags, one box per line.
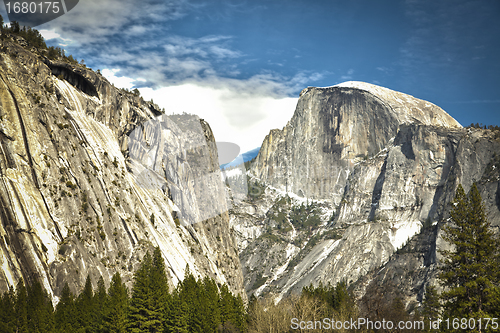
<box><xmin>340</xmin><ymin>68</ymin><xmax>354</xmax><ymax>80</ymax></box>
<box><xmin>194</xmin><ymin>1</ymin><xmax>267</xmax><ymax>22</ymax></box>
<box><xmin>376</xmin><ymin>66</ymin><xmax>390</xmax><ymax>73</ymax></box>
<box><xmin>163</xmin><ymin>35</ymin><xmax>242</xmax><ymax>59</ymax></box>
<box><xmin>41</xmin><ymin>0</ymin><xmax>189</xmax><ymax>45</ymax></box>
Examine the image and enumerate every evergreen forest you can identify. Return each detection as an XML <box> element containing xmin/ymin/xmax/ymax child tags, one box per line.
<box><xmin>0</xmin><ymin>181</ymin><xmax>499</xmax><ymax>332</ymax></box>
<box><xmin>0</xmin><ymin>247</ymin><xmax>247</xmax><ymax>333</ymax></box>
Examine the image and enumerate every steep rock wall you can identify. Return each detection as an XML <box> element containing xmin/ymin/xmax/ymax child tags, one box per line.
<box><xmin>238</xmin><ymin>82</ymin><xmax>498</xmax><ymax>304</ymax></box>
<box><xmin>0</xmin><ymin>35</ymin><xmax>244</xmax><ymax>301</ymax></box>
<box><xmin>251</xmin><ymin>83</ymin><xmax>461</xmax><ymax>205</ymax></box>
<box><xmin>353</xmin><ymin>126</ymin><xmax>500</xmax><ymax>308</ymax></box>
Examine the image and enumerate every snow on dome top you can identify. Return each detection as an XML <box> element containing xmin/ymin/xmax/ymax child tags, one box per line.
<box><xmin>334</xmin><ymin>81</ymin><xmax>378</xmax><ymax>90</ymax></box>
<box><xmin>315</xmin><ymin>81</ymin><xmax>462</xmax><ymax>128</ymax></box>
<box><xmin>333</xmin><ymin>81</ymin><xmax>408</xmax><ymax>99</ymax></box>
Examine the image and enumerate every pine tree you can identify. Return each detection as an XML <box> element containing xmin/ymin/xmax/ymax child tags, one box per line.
<box><xmin>93</xmin><ymin>276</ymin><xmax>108</xmax><ymax>333</ymax></box>
<box><xmin>106</xmin><ymin>273</ymin><xmax>128</xmax><ymax>333</ymax></box>
<box><xmin>178</xmin><ymin>268</ymin><xmax>202</xmax><ymax>332</ymax></box>
<box><xmin>27</xmin><ymin>280</ymin><xmax>54</xmax><ymax>333</ymax></box>
<box><xmin>219</xmin><ymin>284</ymin><xmax>246</xmax><ymax>333</ymax></box>
<box><xmin>231</xmin><ymin>294</ymin><xmax>247</xmax><ymax>332</ymax></box>
<box><xmin>0</xmin><ymin>287</ymin><xmax>16</xmax><ymax>333</ymax></box>
<box><xmin>332</xmin><ymin>281</ymin><xmax>350</xmax><ymax>311</ymax></box>
<box><xmin>76</xmin><ymin>275</ymin><xmax>94</xmax><ymax>332</ymax></box>
<box><xmin>165</xmin><ymin>290</ymin><xmax>189</xmax><ymax>333</ymax></box>
<box><xmin>127</xmin><ymin>248</ymin><xmax>177</xmax><ymax>333</ymax></box>
<box><xmin>128</xmin><ymin>251</ymin><xmax>153</xmax><ymax>333</ymax></box>
<box><xmin>421</xmin><ymin>285</ymin><xmax>440</xmax><ymax>332</ymax></box>
<box><xmin>10</xmin><ymin>21</ymin><xmax>20</xmax><ymax>33</ymax></box>
<box><xmin>15</xmin><ymin>279</ymin><xmax>29</xmax><ymax>333</ymax></box>
<box><xmin>200</xmin><ymin>276</ymin><xmax>221</xmax><ymax>332</ymax></box>
<box><xmin>219</xmin><ymin>284</ymin><xmax>235</xmax><ymax>330</ymax></box>
<box><xmin>128</xmin><ymin>252</ymin><xmax>150</xmax><ymax>332</ymax></box>
<box><xmin>439</xmin><ymin>183</ymin><xmax>499</xmax><ymax>321</ymax></box>
<box><xmin>55</xmin><ymin>283</ymin><xmax>77</xmax><ymax>332</ymax></box>
<box><xmin>150</xmin><ymin>247</ymin><xmax>169</xmax><ymax>333</ymax></box>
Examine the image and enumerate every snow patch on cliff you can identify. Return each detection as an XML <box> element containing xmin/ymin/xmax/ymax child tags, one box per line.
<box><xmin>389</xmin><ymin>220</ymin><xmax>422</xmax><ymax>250</ymax></box>
<box><xmin>221</xmin><ymin>167</ymin><xmax>244</xmax><ymax>180</ymax></box>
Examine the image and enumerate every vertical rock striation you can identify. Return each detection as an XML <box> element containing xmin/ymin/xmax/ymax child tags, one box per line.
<box><xmin>0</xmin><ymin>34</ymin><xmax>245</xmax><ymax>301</ymax></box>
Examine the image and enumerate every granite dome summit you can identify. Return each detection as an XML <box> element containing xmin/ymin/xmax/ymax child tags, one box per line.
<box><xmin>252</xmin><ymin>81</ymin><xmax>462</xmax><ymax>205</ymax></box>
<box><xmin>332</xmin><ymin>81</ymin><xmax>462</xmax><ymax>128</ymax></box>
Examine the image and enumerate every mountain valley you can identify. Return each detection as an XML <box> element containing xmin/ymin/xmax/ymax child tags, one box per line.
<box><xmin>1</xmin><ymin>26</ymin><xmax>500</xmax><ymax>317</ymax></box>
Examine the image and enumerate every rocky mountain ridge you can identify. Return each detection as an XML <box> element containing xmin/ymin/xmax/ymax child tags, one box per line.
<box><xmin>232</xmin><ymin>81</ymin><xmax>500</xmax><ymax>307</ymax></box>
<box><xmin>1</xmin><ymin>26</ymin><xmax>499</xmax><ymax>313</ymax></box>
<box><xmin>0</xmin><ymin>32</ymin><xmax>245</xmax><ymax>302</ymax></box>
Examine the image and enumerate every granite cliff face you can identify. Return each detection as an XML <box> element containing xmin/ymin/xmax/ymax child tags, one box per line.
<box><xmin>234</xmin><ymin>81</ymin><xmax>499</xmax><ymax>306</ymax></box>
<box><xmin>0</xmin><ymin>34</ymin><xmax>244</xmax><ymax>301</ymax></box>
<box><xmin>252</xmin><ymin>82</ymin><xmax>461</xmax><ymax>205</ymax></box>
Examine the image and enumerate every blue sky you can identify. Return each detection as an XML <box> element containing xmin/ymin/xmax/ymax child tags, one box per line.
<box><xmin>4</xmin><ymin>0</ymin><xmax>498</xmax><ymax>152</ymax></box>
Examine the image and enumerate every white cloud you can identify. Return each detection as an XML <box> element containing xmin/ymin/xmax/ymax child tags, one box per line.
<box><xmin>102</xmin><ymin>69</ymin><xmax>137</xmax><ymax>90</ymax></box>
<box><xmin>39</xmin><ymin>29</ymin><xmax>61</xmax><ymax>40</ymax></box>
<box><xmin>163</xmin><ymin>35</ymin><xmax>241</xmax><ymax>59</ymax></box>
<box><xmin>138</xmin><ymin>83</ymin><xmax>298</xmax><ymax>153</ymax></box>
<box><xmin>102</xmin><ymin>69</ymin><xmax>299</xmax><ymax>153</ymax></box>
<box><xmin>39</xmin><ymin>29</ymin><xmax>73</xmax><ymax>47</ymax></box>
<box><xmin>125</xmin><ymin>25</ymin><xmax>149</xmax><ymax>36</ymax></box>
